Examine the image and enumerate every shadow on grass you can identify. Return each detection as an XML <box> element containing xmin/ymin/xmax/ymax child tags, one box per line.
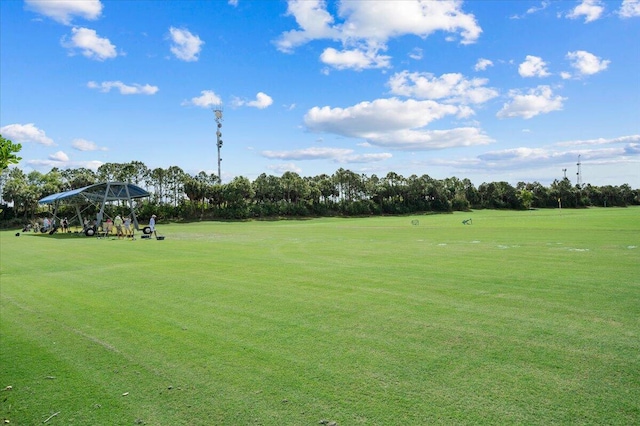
<box><xmin>18</xmin><ymin>231</ymin><xmax>120</xmax><ymax>240</ymax></box>
<box><xmin>21</xmin><ymin>231</ymin><xmax>86</xmax><ymax>239</ymax></box>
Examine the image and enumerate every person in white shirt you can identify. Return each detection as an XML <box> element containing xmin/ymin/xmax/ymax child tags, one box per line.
<box><xmin>149</xmin><ymin>214</ymin><xmax>157</xmax><ymax>237</ymax></box>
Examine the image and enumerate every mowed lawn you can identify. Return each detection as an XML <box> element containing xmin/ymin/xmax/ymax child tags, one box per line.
<box><xmin>1</xmin><ymin>208</ymin><xmax>639</xmax><ymax>425</ymax></box>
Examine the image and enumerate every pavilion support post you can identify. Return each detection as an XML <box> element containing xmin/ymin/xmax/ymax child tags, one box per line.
<box><xmin>97</xmin><ymin>183</ymin><xmax>111</xmax><ymax>226</ymax></box>
<box><xmin>75</xmin><ymin>205</ymin><xmax>83</xmax><ymax>230</ymax></box>
<box><xmin>52</xmin><ymin>202</ymin><xmax>60</xmax><ymax>228</ymax></box>
<box><xmin>123</xmin><ymin>184</ymin><xmax>140</xmax><ymax>231</ymax></box>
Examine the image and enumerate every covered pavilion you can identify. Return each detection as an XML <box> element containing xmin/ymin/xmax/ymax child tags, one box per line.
<box><xmin>38</xmin><ymin>182</ymin><xmax>150</xmax><ymax>233</ymax></box>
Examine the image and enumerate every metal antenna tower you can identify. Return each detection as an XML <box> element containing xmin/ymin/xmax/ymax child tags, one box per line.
<box><xmin>562</xmin><ymin>168</ymin><xmax>567</xmax><ymax>179</ymax></box>
<box><xmin>576</xmin><ymin>155</ymin><xmax>582</xmax><ymax>188</ymax></box>
<box><xmin>213</xmin><ymin>105</ymin><xmax>224</xmax><ymax>181</ymax></box>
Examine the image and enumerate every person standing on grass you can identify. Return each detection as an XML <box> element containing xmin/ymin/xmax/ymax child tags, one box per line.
<box><xmin>114</xmin><ymin>214</ymin><xmax>124</xmax><ymax>239</ymax></box>
<box><xmin>149</xmin><ymin>214</ymin><xmax>157</xmax><ymax>238</ymax></box>
<box><xmin>104</xmin><ymin>218</ymin><xmax>113</xmax><ymax>237</ymax></box>
<box><xmin>124</xmin><ymin>216</ymin><xmax>132</xmax><ymax>238</ymax></box>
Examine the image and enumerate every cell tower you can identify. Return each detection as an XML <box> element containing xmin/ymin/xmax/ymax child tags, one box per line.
<box><xmin>576</xmin><ymin>154</ymin><xmax>582</xmax><ymax>188</ymax></box>
<box><xmin>213</xmin><ymin>105</ymin><xmax>224</xmax><ymax>181</ymax></box>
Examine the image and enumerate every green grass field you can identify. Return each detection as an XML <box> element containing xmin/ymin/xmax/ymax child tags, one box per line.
<box><xmin>1</xmin><ymin>208</ymin><xmax>639</xmax><ymax>425</ymax></box>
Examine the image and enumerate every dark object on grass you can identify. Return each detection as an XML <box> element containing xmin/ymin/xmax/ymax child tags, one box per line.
<box><xmin>156</xmin><ymin>236</ymin><xmax>165</xmax><ymax>240</ymax></box>
<box><xmin>15</xmin><ymin>232</ymin><xmax>20</xmax><ymax>237</ymax></box>
<box><xmin>143</xmin><ymin>226</ymin><xmax>152</xmax><ymax>235</ymax></box>
<box><xmin>141</xmin><ymin>235</ymin><xmax>151</xmax><ymax>239</ymax></box>
<box><xmin>85</xmin><ymin>227</ymin><xmax>95</xmax><ymax>237</ymax></box>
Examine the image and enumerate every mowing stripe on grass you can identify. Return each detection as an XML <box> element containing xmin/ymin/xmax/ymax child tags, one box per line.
<box><xmin>1</xmin><ymin>208</ymin><xmax>639</xmax><ymax>424</ymax></box>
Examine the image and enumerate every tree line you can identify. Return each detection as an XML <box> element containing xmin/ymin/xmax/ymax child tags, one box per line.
<box><xmin>1</xmin><ymin>161</ymin><xmax>639</xmax><ymax>225</ymax></box>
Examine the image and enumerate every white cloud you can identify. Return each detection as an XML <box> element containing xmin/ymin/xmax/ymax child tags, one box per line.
<box><xmin>510</xmin><ymin>1</ymin><xmax>549</xmax><ymax>19</ymax></box>
<box><xmin>497</xmin><ymin>85</ymin><xmax>566</xmax><ymax>119</ymax></box>
<box><xmin>263</xmin><ymin>147</ymin><xmax>354</xmax><ymax>160</ymax></box>
<box><xmin>320</xmin><ymin>47</ymin><xmax>391</xmax><ymax>70</ymax></box>
<box><xmin>343</xmin><ymin>153</ymin><xmax>392</xmax><ymax>163</ymax></box>
<box><xmin>518</xmin><ymin>55</ymin><xmax>550</xmax><ymax>78</ymax></box>
<box><xmin>527</xmin><ymin>1</ymin><xmax>550</xmax><ymax>15</ymax></box>
<box><xmin>456</xmin><ymin>105</ymin><xmax>476</xmax><ymax>118</ymax></box>
<box><xmin>304</xmin><ymin>98</ymin><xmax>493</xmax><ymax>150</ymax></box>
<box><xmin>267</xmin><ymin>163</ymin><xmax>303</xmax><ymax>174</ymax></box>
<box><xmin>619</xmin><ymin>0</ymin><xmax>640</xmax><ymax>17</ymax></box>
<box><xmin>228</xmin><ymin>0</ymin><xmax>239</xmax><ymax>6</ymax></box>
<box><xmin>182</xmin><ymin>90</ymin><xmax>222</xmax><ymax>108</ymax></box>
<box><xmin>335</xmin><ymin>0</ymin><xmax>482</xmax><ymax>45</ymax></box>
<box><xmin>478</xmin><ymin>147</ymin><xmax>557</xmax><ymax>165</ymax></box>
<box><xmin>261</xmin><ymin>147</ymin><xmax>391</xmax><ymax>163</ymax></box>
<box><xmin>275</xmin><ymin>0</ymin><xmax>341</xmax><ymax>53</ymax></box>
<box><xmin>248</xmin><ymin>92</ymin><xmax>274</xmax><ymax>109</ymax></box>
<box><xmin>434</xmin><ymin>140</ymin><xmax>640</xmax><ymax>176</ymax></box>
<box><xmin>28</xmin><ymin>150</ymin><xmax>94</xmax><ymax>169</ymax></box>
<box><xmin>27</xmin><ymin>158</ymin><xmax>104</xmax><ymax>170</ymax></box>
<box><xmin>25</xmin><ymin>0</ymin><xmax>102</xmax><ymax>25</ymax></box>
<box><xmin>275</xmin><ymin>0</ymin><xmax>481</xmax><ymax>70</ymax></box>
<box><xmin>168</xmin><ymin>27</ymin><xmax>204</xmax><ymax>62</ymax></box>
<box><xmin>71</xmin><ymin>138</ymin><xmax>107</xmax><ymax>151</ymax></box>
<box><xmin>364</xmin><ymin>127</ymin><xmax>494</xmax><ymax>150</ymax></box>
<box><xmin>474</xmin><ymin>143</ymin><xmax>640</xmax><ymax>170</ymax></box>
<box><xmin>388</xmin><ymin>71</ymin><xmax>499</xmax><ymax>104</ymax></box>
<box><xmin>415</xmin><ymin>135</ymin><xmax>639</xmax><ymax>185</ymax></box>
<box><xmin>232</xmin><ymin>92</ymin><xmax>274</xmax><ymax>109</ymax></box>
<box><xmin>0</xmin><ymin>123</ymin><xmax>54</xmax><ymax>146</ymax></box>
<box><xmin>87</xmin><ymin>81</ymin><xmax>159</xmax><ymax>95</ymax></box>
<box><xmin>83</xmin><ymin>160</ymin><xmax>104</xmax><ymax>170</ymax></box>
<box><xmin>61</xmin><ymin>27</ymin><xmax>117</xmax><ymax>60</ymax></box>
<box><xmin>555</xmin><ymin>134</ymin><xmax>640</xmax><ymax>147</ymax></box>
<box><xmin>474</xmin><ymin>58</ymin><xmax>493</xmax><ymax>71</ymax></box>
<box><xmin>408</xmin><ymin>48</ymin><xmax>423</xmax><ymax>60</ymax></box>
<box><xmin>566</xmin><ymin>50</ymin><xmax>610</xmax><ymax>75</ymax></box>
<box><xmin>567</xmin><ymin>0</ymin><xmax>604</xmax><ymax>23</ymax></box>
<box><xmin>49</xmin><ymin>151</ymin><xmax>69</xmax><ymax>162</ymax></box>
<box><xmin>305</xmin><ymin>98</ymin><xmax>459</xmax><ymax>136</ymax></box>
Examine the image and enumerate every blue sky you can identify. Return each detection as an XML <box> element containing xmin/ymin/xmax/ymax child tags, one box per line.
<box><xmin>1</xmin><ymin>0</ymin><xmax>639</xmax><ymax>187</ymax></box>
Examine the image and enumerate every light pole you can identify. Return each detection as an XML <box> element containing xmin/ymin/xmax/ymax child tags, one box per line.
<box><xmin>576</xmin><ymin>154</ymin><xmax>582</xmax><ymax>188</ymax></box>
<box><xmin>576</xmin><ymin>154</ymin><xmax>583</xmax><ymax>206</ymax></box>
<box><xmin>213</xmin><ymin>106</ymin><xmax>223</xmax><ymax>181</ymax></box>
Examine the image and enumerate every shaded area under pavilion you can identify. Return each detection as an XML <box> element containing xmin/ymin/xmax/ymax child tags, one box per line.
<box><xmin>38</xmin><ymin>182</ymin><xmax>150</xmax><ymax>232</ymax></box>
